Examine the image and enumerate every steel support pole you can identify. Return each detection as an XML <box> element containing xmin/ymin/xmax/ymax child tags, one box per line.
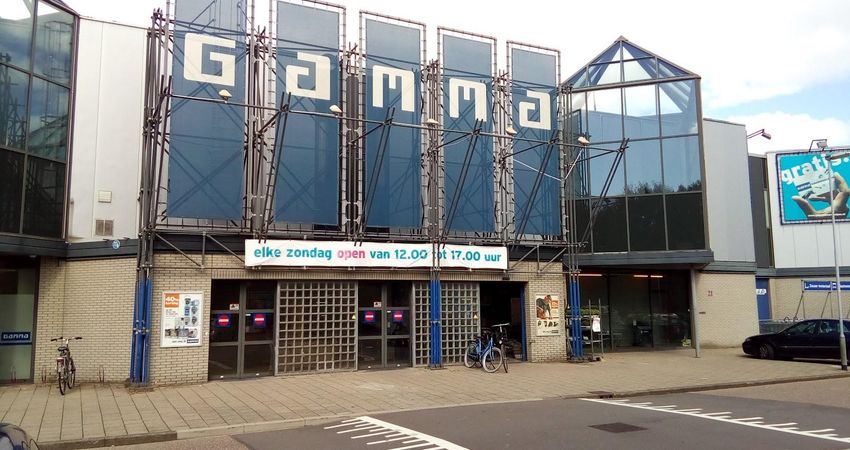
<box><xmin>827</xmin><ymin>157</ymin><xmax>848</xmax><ymax>370</ymax></box>
<box><xmin>690</xmin><ymin>268</ymin><xmax>701</xmax><ymax>358</ymax></box>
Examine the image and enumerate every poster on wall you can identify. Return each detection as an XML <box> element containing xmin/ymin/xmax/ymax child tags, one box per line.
<box><xmin>161</xmin><ymin>292</ymin><xmax>203</xmax><ymax>347</ymax></box>
<box><xmin>777</xmin><ymin>151</ymin><xmax>850</xmax><ymax>224</ymax></box>
<box><xmin>535</xmin><ymin>294</ymin><xmax>561</xmax><ymax>336</ymax></box>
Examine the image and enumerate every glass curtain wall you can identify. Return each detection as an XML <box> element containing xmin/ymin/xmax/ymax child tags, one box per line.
<box><xmin>0</xmin><ymin>0</ymin><xmax>75</xmax><ymax>238</ymax></box>
<box><xmin>566</xmin><ymin>39</ymin><xmax>705</xmax><ymax>252</ymax></box>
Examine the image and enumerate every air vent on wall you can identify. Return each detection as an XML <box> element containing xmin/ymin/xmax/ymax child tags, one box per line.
<box><xmin>95</xmin><ymin>219</ymin><xmax>114</xmax><ymax>237</ymax></box>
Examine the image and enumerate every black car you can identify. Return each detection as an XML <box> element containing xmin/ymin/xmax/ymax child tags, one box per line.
<box><xmin>0</xmin><ymin>423</ymin><xmax>38</xmax><ymax>450</ymax></box>
<box><xmin>743</xmin><ymin>319</ymin><xmax>850</xmax><ymax>360</ymax></box>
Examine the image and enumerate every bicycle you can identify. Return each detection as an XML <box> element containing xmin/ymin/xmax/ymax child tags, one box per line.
<box><xmin>50</xmin><ymin>336</ymin><xmax>81</xmax><ymax>395</ymax></box>
<box><xmin>463</xmin><ymin>329</ymin><xmax>503</xmax><ymax>373</ymax></box>
<box><xmin>491</xmin><ymin>323</ymin><xmax>510</xmax><ymax>373</ymax></box>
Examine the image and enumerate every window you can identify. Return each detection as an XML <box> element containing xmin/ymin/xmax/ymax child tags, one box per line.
<box><xmin>623</xmin><ymin>85</ymin><xmax>658</xmax><ymax>139</ymax></box>
<box><xmin>785</xmin><ymin>321</ymin><xmax>817</xmax><ymax>337</ymax></box>
<box><xmin>27</xmin><ymin>76</ymin><xmax>69</xmax><ymax>161</ymax></box>
<box><xmin>0</xmin><ymin>0</ymin><xmax>35</xmax><ymax>72</ymax></box>
<box><xmin>587</xmin><ymin>88</ymin><xmax>622</xmax><ymax>143</ymax></box>
<box><xmin>628</xmin><ymin>195</ymin><xmax>665</xmax><ymax>251</ymax></box>
<box><xmin>659</xmin><ymin>80</ymin><xmax>697</xmax><ymax>136</ymax></box>
<box><xmin>0</xmin><ymin>65</ymin><xmax>30</xmax><ymax>150</ymax></box>
<box><xmin>662</xmin><ymin>135</ymin><xmax>701</xmax><ymax>192</ymax></box>
<box><xmin>625</xmin><ymin>139</ymin><xmax>663</xmax><ymax>194</ymax></box>
<box><xmin>33</xmin><ymin>1</ymin><xmax>74</xmax><ymax>86</ymax></box>
<box><xmin>591</xmin><ymin>197</ymin><xmax>627</xmax><ymax>252</ymax></box>
<box><xmin>590</xmin><ymin>144</ymin><xmax>625</xmax><ymax>197</ymax></box>
<box><xmin>0</xmin><ymin>150</ymin><xmax>25</xmax><ymax>232</ymax></box>
<box><xmin>665</xmin><ymin>193</ymin><xmax>705</xmax><ymax>250</ymax></box>
<box><xmin>22</xmin><ymin>155</ymin><xmax>65</xmax><ymax>237</ymax></box>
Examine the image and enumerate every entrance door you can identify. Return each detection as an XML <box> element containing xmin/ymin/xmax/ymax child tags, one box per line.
<box><xmin>0</xmin><ymin>265</ymin><xmax>37</xmax><ymax>383</ymax></box>
<box><xmin>357</xmin><ymin>282</ymin><xmax>411</xmax><ymax>369</ymax></box>
<box><xmin>209</xmin><ymin>281</ymin><xmax>275</xmax><ymax>379</ymax></box>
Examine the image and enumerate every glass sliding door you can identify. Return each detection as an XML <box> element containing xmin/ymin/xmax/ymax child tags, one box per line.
<box><xmin>357</xmin><ymin>282</ymin><xmax>412</xmax><ymax>369</ymax></box>
<box><xmin>209</xmin><ymin>280</ymin><xmax>275</xmax><ymax>380</ymax></box>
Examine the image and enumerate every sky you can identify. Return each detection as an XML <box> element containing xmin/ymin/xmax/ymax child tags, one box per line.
<box><xmin>62</xmin><ymin>0</ymin><xmax>850</xmax><ymax>154</ymax></box>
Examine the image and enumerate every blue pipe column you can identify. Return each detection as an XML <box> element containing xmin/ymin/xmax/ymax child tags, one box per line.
<box><xmin>429</xmin><ymin>278</ymin><xmax>442</xmax><ymax>367</ymax></box>
<box><xmin>129</xmin><ymin>279</ymin><xmax>143</xmax><ymax>382</ymax></box>
<box><xmin>568</xmin><ymin>275</ymin><xmax>584</xmax><ymax>359</ymax></box>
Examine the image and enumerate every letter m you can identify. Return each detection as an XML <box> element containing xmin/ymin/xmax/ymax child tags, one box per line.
<box><xmin>372</xmin><ymin>65</ymin><xmax>415</xmax><ymax>112</ymax></box>
<box><xmin>448</xmin><ymin>78</ymin><xmax>487</xmax><ymax>122</ymax></box>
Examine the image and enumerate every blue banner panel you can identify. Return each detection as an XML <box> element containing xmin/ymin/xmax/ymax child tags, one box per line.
<box><xmin>442</xmin><ymin>34</ymin><xmax>494</xmax><ymax>232</ymax></box>
<box><xmin>169</xmin><ymin>0</ymin><xmax>246</xmax><ymax>219</ymax></box>
<box><xmin>777</xmin><ymin>151</ymin><xmax>850</xmax><ymax>224</ymax></box>
<box><xmin>510</xmin><ymin>47</ymin><xmax>559</xmax><ymax>236</ymax></box>
<box><xmin>803</xmin><ymin>280</ymin><xmax>850</xmax><ymax>291</ymax></box>
<box><xmin>275</xmin><ymin>2</ymin><xmax>340</xmax><ymax>226</ymax></box>
<box><xmin>363</xmin><ymin>18</ymin><xmax>422</xmax><ymax>228</ymax></box>
<box><xmin>756</xmin><ymin>278</ymin><xmax>770</xmax><ymax>321</ymax></box>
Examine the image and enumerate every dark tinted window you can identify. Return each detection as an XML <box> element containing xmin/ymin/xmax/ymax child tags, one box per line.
<box><xmin>572</xmin><ymin>199</ymin><xmax>591</xmax><ymax>251</ymax></box>
<box><xmin>22</xmin><ymin>156</ymin><xmax>65</xmax><ymax>237</ymax></box>
<box><xmin>0</xmin><ymin>0</ymin><xmax>34</xmax><ymax>71</ymax></box>
<box><xmin>666</xmin><ymin>193</ymin><xmax>705</xmax><ymax>250</ymax></box>
<box><xmin>591</xmin><ymin>197</ymin><xmax>627</xmax><ymax>252</ymax></box>
<box><xmin>628</xmin><ymin>195</ymin><xmax>665</xmax><ymax>251</ymax></box>
<box><xmin>625</xmin><ymin>139</ymin><xmax>662</xmax><ymax>194</ymax></box>
<box><xmin>27</xmin><ymin>77</ymin><xmax>69</xmax><ymax>161</ymax></box>
<box><xmin>785</xmin><ymin>321</ymin><xmax>817</xmax><ymax>336</ymax></box>
<box><xmin>211</xmin><ymin>280</ymin><xmax>241</xmax><ymax>311</ymax></box>
<box><xmin>0</xmin><ymin>65</ymin><xmax>30</xmax><ymax>150</ymax></box>
<box><xmin>0</xmin><ymin>150</ymin><xmax>24</xmax><ymax>233</ymax></box>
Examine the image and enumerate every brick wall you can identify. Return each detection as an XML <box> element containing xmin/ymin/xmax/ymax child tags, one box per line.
<box><xmin>694</xmin><ymin>271</ymin><xmax>759</xmax><ymax>348</ymax></box>
<box><xmin>148</xmin><ymin>254</ymin><xmax>212</xmax><ymax>385</ymax></box>
<box><xmin>34</xmin><ymin>257</ymin><xmax>135</xmax><ymax>383</ymax></box>
<box><xmin>769</xmin><ymin>276</ymin><xmax>850</xmax><ymax>321</ymax></box>
<box><xmin>508</xmin><ymin>262</ymin><xmax>568</xmax><ymax>362</ymax></box>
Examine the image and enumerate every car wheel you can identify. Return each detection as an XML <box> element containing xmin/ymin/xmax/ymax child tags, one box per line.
<box><xmin>758</xmin><ymin>343</ymin><xmax>775</xmax><ymax>360</ymax></box>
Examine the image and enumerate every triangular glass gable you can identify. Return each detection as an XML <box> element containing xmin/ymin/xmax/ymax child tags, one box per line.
<box><xmin>565</xmin><ymin>37</ymin><xmax>696</xmax><ymax>89</ymax></box>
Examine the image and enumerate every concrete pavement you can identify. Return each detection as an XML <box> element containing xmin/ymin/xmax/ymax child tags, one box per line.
<box><xmin>1</xmin><ymin>348</ymin><xmax>848</xmax><ymax>449</ymax></box>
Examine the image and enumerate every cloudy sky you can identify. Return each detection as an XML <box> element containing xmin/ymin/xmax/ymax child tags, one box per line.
<box><xmin>64</xmin><ymin>0</ymin><xmax>850</xmax><ymax>154</ymax></box>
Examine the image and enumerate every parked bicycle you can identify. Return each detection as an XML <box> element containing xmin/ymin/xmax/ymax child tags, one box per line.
<box><xmin>50</xmin><ymin>336</ymin><xmax>81</xmax><ymax>395</ymax></box>
<box><xmin>491</xmin><ymin>323</ymin><xmax>510</xmax><ymax>373</ymax></box>
<box><xmin>463</xmin><ymin>329</ymin><xmax>503</xmax><ymax>373</ymax></box>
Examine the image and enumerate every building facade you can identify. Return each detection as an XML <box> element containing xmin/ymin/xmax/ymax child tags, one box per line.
<box><xmin>0</xmin><ymin>0</ymin><xmax>801</xmax><ymax>386</ymax></box>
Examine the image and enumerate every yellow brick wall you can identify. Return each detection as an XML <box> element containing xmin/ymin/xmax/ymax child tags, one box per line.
<box><xmin>148</xmin><ymin>254</ymin><xmax>212</xmax><ymax>385</ymax></box>
<box><xmin>769</xmin><ymin>276</ymin><xmax>850</xmax><ymax>321</ymax></box>
<box><xmin>35</xmin><ymin>257</ymin><xmax>135</xmax><ymax>383</ymax></box>
<box><xmin>694</xmin><ymin>271</ymin><xmax>759</xmax><ymax>348</ymax></box>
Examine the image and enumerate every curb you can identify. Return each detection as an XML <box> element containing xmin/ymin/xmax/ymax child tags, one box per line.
<box><xmin>576</xmin><ymin>372</ymin><xmax>850</xmax><ymax>399</ymax></box>
<box><xmin>38</xmin><ymin>431</ymin><xmax>176</xmax><ymax>450</ymax></box>
<box><xmin>35</xmin><ymin>372</ymin><xmax>850</xmax><ymax>449</ymax></box>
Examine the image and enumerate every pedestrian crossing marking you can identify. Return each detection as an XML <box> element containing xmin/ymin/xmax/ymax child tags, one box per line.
<box><xmin>325</xmin><ymin>416</ymin><xmax>467</xmax><ymax>450</ymax></box>
<box><xmin>582</xmin><ymin>398</ymin><xmax>850</xmax><ymax>444</ymax></box>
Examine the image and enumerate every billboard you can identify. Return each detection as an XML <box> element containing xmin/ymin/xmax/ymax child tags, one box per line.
<box><xmin>509</xmin><ymin>44</ymin><xmax>560</xmax><ymax>236</ymax></box>
<box><xmin>777</xmin><ymin>151</ymin><xmax>850</xmax><ymax>224</ymax></box>
<box><xmin>274</xmin><ymin>1</ymin><xmax>342</xmax><ymax>226</ymax></box>
<box><xmin>169</xmin><ymin>0</ymin><xmax>246</xmax><ymax>219</ymax></box>
<box><xmin>362</xmin><ymin>14</ymin><xmax>424</xmax><ymax>228</ymax></box>
<box><xmin>440</xmin><ymin>29</ymin><xmax>495</xmax><ymax>232</ymax></box>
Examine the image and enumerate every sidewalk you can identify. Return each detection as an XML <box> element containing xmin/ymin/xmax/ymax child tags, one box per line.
<box><xmin>2</xmin><ymin>349</ymin><xmax>848</xmax><ymax>448</ymax></box>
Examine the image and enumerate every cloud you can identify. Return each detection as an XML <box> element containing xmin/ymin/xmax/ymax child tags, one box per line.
<box><xmin>726</xmin><ymin>112</ymin><xmax>850</xmax><ymax>154</ymax></box>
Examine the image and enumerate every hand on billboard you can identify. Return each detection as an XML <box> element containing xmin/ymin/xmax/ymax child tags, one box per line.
<box><xmin>792</xmin><ymin>172</ymin><xmax>850</xmax><ymax>217</ymax></box>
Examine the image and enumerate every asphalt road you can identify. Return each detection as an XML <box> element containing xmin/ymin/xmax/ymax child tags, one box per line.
<box><xmin>104</xmin><ymin>377</ymin><xmax>850</xmax><ymax>450</ymax></box>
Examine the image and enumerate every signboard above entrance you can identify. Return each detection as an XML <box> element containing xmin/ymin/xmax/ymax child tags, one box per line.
<box><xmin>802</xmin><ymin>280</ymin><xmax>850</xmax><ymax>291</ymax></box>
<box><xmin>245</xmin><ymin>240</ymin><xmax>507</xmax><ymax>270</ymax></box>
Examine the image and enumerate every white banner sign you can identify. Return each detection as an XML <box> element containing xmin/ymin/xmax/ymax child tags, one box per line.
<box><xmin>245</xmin><ymin>240</ymin><xmax>507</xmax><ymax>270</ymax></box>
<box><xmin>161</xmin><ymin>292</ymin><xmax>203</xmax><ymax>347</ymax></box>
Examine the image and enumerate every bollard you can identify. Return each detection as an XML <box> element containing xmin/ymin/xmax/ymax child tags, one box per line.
<box><xmin>41</xmin><ymin>366</ymin><xmax>48</xmax><ymax>384</ymax></box>
<box><xmin>98</xmin><ymin>365</ymin><xmax>105</xmax><ymax>383</ymax></box>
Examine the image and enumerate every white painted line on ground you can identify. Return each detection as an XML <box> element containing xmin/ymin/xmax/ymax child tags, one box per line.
<box><xmin>805</xmin><ymin>429</ymin><xmax>836</xmax><ymax>433</ymax></box>
<box><xmin>703</xmin><ymin>412</ymin><xmax>732</xmax><ymax>416</ymax></box>
<box><xmin>733</xmin><ymin>417</ymin><xmax>763</xmax><ymax>422</ymax></box>
<box><xmin>352</xmin><ymin>430</ymin><xmax>394</xmax><ymax>439</ymax></box>
<box><xmin>327</xmin><ymin>416</ymin><xmax>468</xmax><ymax>450</ymax></box>
<box><xmin>654</xmin><ymin>405</ymin><xmax>677</xmax><ymax>408</ymax></box>
<box><xmin>582</xmin><ymin>398</ymin><xmax>850</xmax><ymax>445</ymax></box>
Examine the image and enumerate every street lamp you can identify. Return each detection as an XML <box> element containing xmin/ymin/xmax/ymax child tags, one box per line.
<box><xmin>816</xmin><ymin>139</ymin><xmax>848</xmax><ymax>371</ymax></box>
<box><xmin>747</xmin><ymin>129</ymin><xmax>772</xmax><ymax>140</ymax></box>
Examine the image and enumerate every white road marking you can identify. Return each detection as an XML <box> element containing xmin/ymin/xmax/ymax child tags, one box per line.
<box><xmin>325</xmin><ymin>416</ymin><xmax>467</xmax><ymax>449</ymax></box>
<box><xmin>582</xmin><ymin>398</ymin><xmax>850</xmax><ymax>444</ymax></box>
<box><xmin>733</xmin><ymin>417</ymin><xmax>763</xmax><ymax>422</ymax></box>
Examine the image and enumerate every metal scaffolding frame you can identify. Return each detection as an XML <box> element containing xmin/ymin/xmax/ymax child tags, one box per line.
<box><xmin>131</xmin><ymin>0</ymin><xmax>628</xmax><ymax>382</ymax></box>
